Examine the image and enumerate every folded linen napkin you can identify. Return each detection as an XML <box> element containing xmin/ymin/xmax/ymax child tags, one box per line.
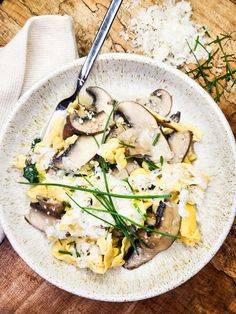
<box><xmin>0</xmin><ymin>15</ymin><xmax>78</xmax><ymax>243</ymax></box>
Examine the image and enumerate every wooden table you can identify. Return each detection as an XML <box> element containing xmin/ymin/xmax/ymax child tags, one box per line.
<box><xmin>0</xmin><ymin>1</ymin><xmax>235</xmax><ymax>313</ymax></box>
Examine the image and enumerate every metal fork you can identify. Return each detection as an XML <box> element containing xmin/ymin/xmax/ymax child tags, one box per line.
<box><xmin>42</xmin><ymin>0</ymin><xmax>122</xmax><ymax>136</ymax></box>
<box><xmin>58</xmin><ymin>0</ymin><xmax>122</xmax><ymax>110</ymax></box>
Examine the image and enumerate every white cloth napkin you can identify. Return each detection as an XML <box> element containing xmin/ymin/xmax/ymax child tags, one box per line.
<box><xmin>0</xmin><ymin>15</ymin><xmax>78</xmax><ymax>243</ymax></box>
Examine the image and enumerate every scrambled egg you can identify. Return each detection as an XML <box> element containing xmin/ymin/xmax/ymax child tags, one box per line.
<box><xmin>51</xmin><ymin>234</ymin><xmax>130</xmax><ymax>274</ymax></box>
<box><xmin>99</xmin><ymin>138</ymin><xmax>127</xmax><ymax>169</ymax></box>
<box><xmin>21</xmin><ymin>97</ymin><xmax>209</xmax><ymax>274</ymax></box>
<box><xmin>180</xmin><ymin>203</ymin><xmax>200</xmax><ymax>245</ymax></box>
<box><xmin>14</xmin><ymin>154</ymin><xmax>26</xmax><ymax>170</ymax></box>
<box><xmin>146</xmin><ymin>108</ymin><xmax>202</xmax><ymax>142</ymax></box>
<box><xmin>27</xmin><ymin>185</ymin><xmax>67</xmax><ymax>203</ymax></box>
<box><xmin>35</xmin><ymin>115</ymin><xmax>78</xmax><ymax>152</ymax></box>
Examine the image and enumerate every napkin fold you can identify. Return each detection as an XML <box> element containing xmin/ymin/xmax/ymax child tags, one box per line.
<box><xmin>0</xmin><ymin>15</ymin><xmax>78</xmax><ymax>243</ymax></box>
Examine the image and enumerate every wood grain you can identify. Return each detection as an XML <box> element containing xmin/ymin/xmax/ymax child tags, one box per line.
<box><xmin>0</xmin><ymin>0</ymin><xmax>235</xmax><ymax>313</ymax></box>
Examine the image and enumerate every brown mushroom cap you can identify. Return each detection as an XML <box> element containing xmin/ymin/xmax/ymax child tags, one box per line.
<box><xmin>53</xmin><ymin>133</ymin><xmax>103</xmax><ymax>171</ymax></box>
<box><xmin>86</xmin><ymin>86</ymin><xmax>114</xmax><ymax>115</ymax></box>
<box><xmin>168</xmin><ymin>131</ymin><xmax>192</xmax><ymax>163</ymax></box>
<box><xmin>33</xmin><ymin>196</ymin><xmax>65</xmax><ymax>218</ymax></box>
<box><xmin>63</xmin><ymin>86</ymin><xmax>115</xmax><ymax>139</ymax></box>
<box><xmin>137</xmin><ymin>89</ymin><xmax>172</xmax><ymax>117</ymax></box>
<box><xmin>25</xmin><ymin>207</ymin><xmax>57</xmax><ymax>232</ymax></box>
<box><xmin>63</xmin><ymin>111</ymin><xmax>113</xmax><ymax>139</ymax></box>
<box><xmin>116</xmin><ymin>101</ymin><xmax>173</xmax><ymax>162</ymax></box>
<box><xmin>124</xmin><ymin>203</ymin><xmax>180</xmax><ymax>270</ymax></box>
<box><xmin>170</xmin><ymin>111</ymin><xmax>181</xmax><ymax>123</ymax></box>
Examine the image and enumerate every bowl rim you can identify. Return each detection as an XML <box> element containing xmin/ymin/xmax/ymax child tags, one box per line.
<box><xmin>0</xmin><ymin>53</ymin><xmax>235</xmax><ymax>302</ymax></box>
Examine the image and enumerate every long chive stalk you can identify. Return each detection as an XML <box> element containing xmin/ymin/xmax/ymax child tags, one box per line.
<box><xmin>66</xmin><ymin>193</ymin><xmax>117</xmax><ymax>228</ymax></box>
<box><xmin>83</xmin><ymin>170</ymin><xmax>140</xmax><ymax>252</ymax></box>
<box><xmin>81</xmin><ymin>206</ymin><xmax>179</xmax><ymax>239</ymax></box>
<box><xmin>66</xmin><ymin>192</ymin><xmax>139</xmax><ymax>253</ymax></box>
<box><xmin>19</xmin><ymin>182</ymin><xmax>170</xmax><ymax>200</ymax></box>
<box><xmin>101</xmin><ymin>101</ymin><xmax>117</xmax><ymax>145</ymax></box>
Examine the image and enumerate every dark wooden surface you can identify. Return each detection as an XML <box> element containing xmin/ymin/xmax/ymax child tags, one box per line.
<box><xmin>0</xmin><ymin>1</ymin><xmax>235</xmax><ymax>313</ymax></box>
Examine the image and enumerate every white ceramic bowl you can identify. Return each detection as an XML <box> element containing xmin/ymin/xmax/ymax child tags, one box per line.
<box><xmin>0</xmin><ymin>54</ymin><xmax>235</xmax><ymax>301</ymax></box>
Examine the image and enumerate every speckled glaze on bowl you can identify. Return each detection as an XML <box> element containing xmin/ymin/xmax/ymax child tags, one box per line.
<box><xmin>0</xmin><ymin>54</ymin><xmax>235</xmax><ymax>302</ymax></box>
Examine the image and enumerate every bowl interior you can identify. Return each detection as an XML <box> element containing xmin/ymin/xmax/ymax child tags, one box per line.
<box><xmin>0</xmin><ymin>54</ymin><xmax>235</xmax><ymax>301</ymax></box>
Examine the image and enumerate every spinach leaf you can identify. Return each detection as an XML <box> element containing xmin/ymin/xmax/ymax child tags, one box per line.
<box><xmin>31</xmin><ymin>138</ymin><xmax>41</xmax><ymax>150</ymax></box>
<box><xmin>23</xmin><ymin>163</ymin><xmax>39</xmax><ymax>183</ymax></box>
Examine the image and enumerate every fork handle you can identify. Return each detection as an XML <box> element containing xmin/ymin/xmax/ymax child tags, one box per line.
<box><xmin>76</xmin><ymin>0</ymin><xmax>123</xmax><ymax>91</ymax></box>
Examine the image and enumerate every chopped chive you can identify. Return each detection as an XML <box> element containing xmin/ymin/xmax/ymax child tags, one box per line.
<box><xmin>67</xmin><ymin>241</ymin><xmax>76</xmax><ymax>246</ymax></box>
<box><xmin>124</xmin><ymin>155</ymin><xmax>136</xmax><ymax>159</ymax></box>
<box><xmin>58</xmin><ymin>239</ymin><xmax>63</xmax><ymax>245</ymax></box>
<box><xmin>186</xmin><ymin>33</ymin><xmax>235</xmax><ymax>103</ymax></box>
<box><xmin>93</xmin><ymin>135</ymin><xmax>100</xmax><ymax>148</ymax></box>
<box><xmin>101</xmin><ymin>101</ymin><xmax>117</xmax><ymax>145</ymax></box>
<box><xmin>144</xmin><ymin>159</ymin><xmax>158</xmax><ymax>171</ymax></box>
<box><xmin>152</xmin><ymin>132</ymin><xmax>160</xmax><ymax>146</ymax></box>
<box><xmin>134</xmin><ymin>202</ymin><xmax>146</xmax><ymax>221</ymax></box>
<box><xmin>83</xmin><ymin>206</ymin><xmax>179</xmax><ymax>239</ymax></box>
<box><xmin>19</xmin><ymin>182</ymin><xmax>170</xmax><ymax>200</ymax></box>
<box><xmin>76</xmin><ymin>250</ymin><xmax>81</xmax><ymax>257</ymax></box>
<box><xmin>119</xmin><ymin>141</ymin><xmax>136</xmax><ymax>148</ymax></box>
<box><xmin>203</xmin><ymin>26</ymin><xmax>211</xmax><ymax>37</ymax></box>
<box><xmin>123</xmin><ymin>178</ymin><xmax>134</xmax><ymax>193</ymax></box>
<box><xmin>193</xmin><ymin>35</ymin><xmax>199</xmax><ymax>51</ymax></box>
<box><xmin>58</xmin><ymin>250</ymin><xmax>72</xmax><ymax>256</ymax></box>
<box><xmin>160</xmin><ymin>155</ymin><xmax>164</xmax><ymax>166</ymax></box>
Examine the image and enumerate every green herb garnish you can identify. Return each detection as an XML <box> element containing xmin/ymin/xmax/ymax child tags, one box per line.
<box><xmin>123</xmin><ymin>178</ymin><xmax>134</xmax><ymax>193</ymax></box>
<box><xmin>101</xmin><ymin>101</ymin><xmax>117</xmax><ymax>145</ymax></box>
<box><xmin>69</xmin><ymin>202</ymin><xmax>179</xmax><ymax>239</ymax></box>
<box><xmin>119</xmin><ymin>141</ymin><xmax>136</xmax><ymax>148</ymax></box>
<box><xmin>76</xmin><ymin>250</ymin><xmax>81</xmax><ymax>257</ymax></box>
<box><xmin>144</xmin><ymin>158</ymin><xmax>158</xmax><ymax>171</ymax></box>
<box><xmin>160</xmin><ymin>155</ymin><xmax>164</xmax><ymax>166</ymax></box>
<box><xmin>67</xmin><ymin>241</ymin><xmax>76</xmax><ymax>246</ymax></box>
<box><xmin>23</xmin><ymin>163</ymin><xmax>39</xmax><ymax>183</ymax></box>
<box><xmin>186</xmin><ymin>33</ymin><xmax>236</xmax><ymax>102</ymax></box>
<box><xmin>31</xmin><ymin>138</ymin><xmax>41</xmax><ymax>150</ymax></box>
<box><xmin>134</xmin><ymin>202</ymin><xmax>147</xmax><ymax>221</ymax></box>
<box><xmin>152</xmin><ymin>132</ymin><xmax>160</xmax><ymax>146</ymax></box>
<box><xmin>92</xmin><ymin>135</ymin><xmax>100</xmax><ymax>148</ymax></box>
<box><xmin>19</xmin><ymin>182</ymin><xmax>170</xmax><ymax>200</ymax></box>
<box><xmin>124</xmin><ymin>155</ymin><xmax>136</xmax><ymax>159</ymax></box>
<box><xmin>58</xmin><ymin>250</ymin><xmax>72</xmax><ymax>256</ymax></box>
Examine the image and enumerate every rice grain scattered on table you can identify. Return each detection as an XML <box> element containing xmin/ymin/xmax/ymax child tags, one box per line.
<box><xmin>121</xmin><ymin>0</ymin><xmax>210</xmax><ymax>67</ymax></box>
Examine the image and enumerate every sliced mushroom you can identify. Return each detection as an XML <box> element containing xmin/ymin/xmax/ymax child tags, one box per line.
<box><xmin>137</xmin><ymin>89</ymin><xmax>172</xmax><ymax>117</ymax></box>
<box><xmin>168</xmin><ymin>131</ymin><xmax>192</xmax><ymax>163</ymax></box>
<box><xmin>161</xmin><ymin>112</ymin><xmax>181</xmax><ymax>136</ymax></box>
<box><xmin>107</xmin><ymin>123</ymin><xmax>127</xmax><ymax>141</ymax></box>
<box><xmin>53</xmin><ymin>133</ymin><xmax>103</xmax><ymax>171</ymax></box>
<box><xmin>155</xmin><ymin>201</ymin><xmax>166</xmax><ymax>226</ymax></box>
<box><xmin>116</xmin><ymin>101</ymin><xmax>173</xmax><ymax>162</ymax></box>
<box><xmin>86</xmin><ymin>86</ymin><xmax>114</xmax><ymax>115</ymax></box>
<box><xmin>25</xmin><ymin>207</ymin><xmax>57</xmax><ymax>232</ymax></box>
<box><xmin>124</xmin><ymin>203</ymin><xmax>180</xmax><ymax>270</ymax></box>
<box><xmin>146</xmin><ymin>211</ymin><xmax>156</xmax><ymax>226</ymax></box>
<box><xmin>63</xmin><ymin>86</ymin><xmax>115</xmax><ymax>139</ymax></box>
<box><xmin>170</xmin><ymin>111</ymin><xmax>181</xmax><ymax>123</ymax></box>
<box><xmin>33</xmin><ymin>196</ymin><xmax>65</xmax><ymax>218</ymax></box>
<box><xmin>63</xmin><ymin>111</ymin><xmax>113</xmax><ymax>139</ymax></box>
